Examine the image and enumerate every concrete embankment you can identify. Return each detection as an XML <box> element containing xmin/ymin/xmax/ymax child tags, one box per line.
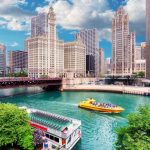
<box><xmin>62</xmin><ymin>85</ymin><xmax>150</xmax><ymax>96</ymax></box>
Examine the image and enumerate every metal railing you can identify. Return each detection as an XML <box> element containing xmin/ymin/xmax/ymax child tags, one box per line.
<box><xmin>0</xmin><ymin>77</ymin><xmax>62</xmax><ymax>82</ymax></box>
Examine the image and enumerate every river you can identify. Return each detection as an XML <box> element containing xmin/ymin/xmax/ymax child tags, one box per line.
<box><xmin>0</xmin><ymin>88</ymin><xmax>149</xmax><ymax>150</ymax></box>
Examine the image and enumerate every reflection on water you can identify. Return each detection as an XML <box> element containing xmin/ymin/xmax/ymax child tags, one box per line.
<box><xmin>0</xmin><ymin>86</ymin><xmax>43</xmax><ymax>98</ymax></box>
<box><xmin>0</xmin><ymin>89</ymin><xmax>149</xmax><ymax>150</ymax></box>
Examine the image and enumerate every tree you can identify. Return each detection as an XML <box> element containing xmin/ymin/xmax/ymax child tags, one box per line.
<box><xmin>0</xmin><ymin>103</ymin><xmax>33</xmax><ymax>150</ymax></box>
<box><xmin>132</xmin><ymin>72</ymin><xmax>138</xmax><ymax>78</ymax></box>
<box><xmin>40</xmin><ymin>74</ymin><xmax>48</xmax><ymax>78</ymax></box>
<box><xmin>138</xmin><ymin>71</ymin><xmax>145</xmax><ymax>78</ymax></box>
<box><xmin>132</xmin><ymin>71</ymin><xmax>145</xmax><ymax>78</ymax></box>
<box><xmin>115</xmin><ymin>105</ymin><xmax>150</xmax><ymax>150</ymax></box>
<box><xmin>7</xmin><ymin>71</ymin><xmax>28</xmax><ymax>77</ymax></box>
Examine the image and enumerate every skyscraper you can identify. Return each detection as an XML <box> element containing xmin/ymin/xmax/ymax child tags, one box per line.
<box><xmin>134</xmin><ymin>59</ymin><xmax>146</xmax><ymax>75</ymax></box>
<box><xmin>127</xmin><ymin>32</ymin><xmax>136</xmax><ymax>73</ymax></box>
<box><xmin>31</xmin><ymin>13</ymin><xmax>48</xmax><ymax>37</ymax></box>
<box><xmin>26</xmin><ymin>7</ymin><xmax>64</xmax><ymax>78</ymax></box>
<box><xmin>135</xmin><ymin>46</ymin><xmax>142</xmax><ymax>60</ymax></box>
<box><xmin>146</xmin><ymin>0</ymin><xmax>150</xmax><ymax>43</ymax></box>
<box><xmin>0</xmin><ymin>44</ymin><xmax>6</xmax><ymax>77</ymax></box>
<box><xmin>141</xmin><ymin>42</ymin><xmax>146</xmax><ymax>59</ymax></box>
<box><xmin>9</xmin><ymin>50</ymin><xmax>28</xmax><ymax>73</ymax></box>
<box><xmin>112</xmin><ymin>8</ymin><xmax>135</xmax><ymax>76</ymax></box>
<box><xmin>26</xmin><ymin>36</ymin><xmax>48</xmax><ymax>77</ymax></box>
<box><xmin>146</xmin><ymin>0</ymin><xmax>150</xmax><ymax>79</ymax></box>
<box><xmin>64</xmin><ymin>36</ymin><xmax>86</xmax><ymax>77</ymax></box>
<box><xmin>76</xmin><ymin>28</ymin><xmax>99</xmax><ymax>77</ymax></box>
<box><xmin>134</xmin><ymin>43</ymin><xmax>146</xmax><ymax>75</ymax></box>
<box><xmin>105</xmin><ymin>58</ymin><xmax>112</xmax><ymax>74</ymax></box>
<box><xmin>135</xmin><ymin>43</ymin><xmax>146</xmax><ymax>60</ymax></box>
<box><xmin>99</xmin><ymin>48</ymin><xmax>105</xmax><ymax>75</ymax></box>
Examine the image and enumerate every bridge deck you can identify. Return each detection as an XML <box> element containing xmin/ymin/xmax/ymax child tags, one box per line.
<box><xmin>0</xmin><ymin>77</ymin><xmax>62</xmax><ymax>89</ymax></box>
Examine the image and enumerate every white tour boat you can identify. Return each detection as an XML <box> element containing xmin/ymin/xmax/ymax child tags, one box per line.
<box><xmin>22</xmin><ymin>107</ymin><xmax>81</xmax><ymax>150</ymax></box>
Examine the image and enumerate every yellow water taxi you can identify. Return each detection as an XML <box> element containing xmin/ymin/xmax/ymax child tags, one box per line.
<box><xmin>78</xmin><ymin>98</ymin><xmax>124</xmax><ymax>113</ymax></box>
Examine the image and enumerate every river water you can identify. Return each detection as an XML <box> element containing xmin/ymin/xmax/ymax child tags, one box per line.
<box><xmin>0</xmin><ymin>88</ymin><xmax>149</xmax><ymax>150</ymax></box>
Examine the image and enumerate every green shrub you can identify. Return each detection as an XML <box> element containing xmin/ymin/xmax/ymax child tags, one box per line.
<box><xmin>115</xmin><ymin>105</ymin><xmax>150</xmax><ymax>150</ymax></box>
<box><xmin>0</xmin><ymin>103</ymin><xmax>33</xmax><ymax>150</ymax></box>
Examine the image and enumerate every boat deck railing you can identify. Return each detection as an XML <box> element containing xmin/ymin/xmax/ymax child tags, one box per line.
<box><xmin>29</xmin><ymin>109</ymin><xmax>81</xmax><ymax>138</ymax></box>
<box><xmin>30</xmin><ymin>111</ymin><xmax>71</xmax><ymax>131</ymax></box>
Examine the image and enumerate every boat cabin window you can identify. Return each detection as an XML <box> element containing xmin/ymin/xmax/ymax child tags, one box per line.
<box><xmin>55</xmin><ymin>137</ymin><xmax>59</xmax><ymax>143</ymax></box>
<box><xmin>45</xmin><ymin>133</ymin><xmax>60</xmax><ymax>143</ymax></box>
<box><xmin>67</xmin><ymin>135</ymin><xmax>72</xmax><ymax>144</ymax></box>
<box><xmin>49</xmin><ymin>135</ymin><xmax>59</xmax><ymax>143</ymax></box>
<box><xmin>45</xmin><ymin>133</ymin><xmax>50</xmax><ymax>138</ymax></box>
<box><xmin>50</xmin><ymin>135</ymin><xmax>54</xmax><ymax>140</ymax></box>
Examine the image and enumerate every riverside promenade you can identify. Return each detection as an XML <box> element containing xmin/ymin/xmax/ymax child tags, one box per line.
<box><xmin>63</xmin><ymin>85</ymin><xmax>150</xmax><ymax>96</ymax></box>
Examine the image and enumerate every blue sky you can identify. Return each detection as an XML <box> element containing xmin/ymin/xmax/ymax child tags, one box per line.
<box><xmin>0</xmin><ymin>0</ymin><xmax>146</xmax><ymax>59</ymax></box>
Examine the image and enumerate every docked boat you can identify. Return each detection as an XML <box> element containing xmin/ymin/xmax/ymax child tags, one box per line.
<box><xmin>78</xmin><ymin>98</ymin><xmax>124</xmax><ymax>113</ymax></box>
<box><xmin>20</xmin><ymin>107</ymin><xmax>81</xmax><ymax>150</ymax></box>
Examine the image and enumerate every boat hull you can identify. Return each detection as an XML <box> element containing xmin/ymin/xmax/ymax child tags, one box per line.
<box><xmin>79</xmin><ymin>105</ymin><xmax>123</xmax><ymax>113</ymax></box>
<box><xmin>78</xmin><ymin>100</ymin><xmax>124</xmax><ymax>113</ymax></box>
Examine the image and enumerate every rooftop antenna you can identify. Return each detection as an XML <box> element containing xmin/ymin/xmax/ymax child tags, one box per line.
<box><xmin>48</xmin><ymin>0</ymin><xmax>58</xmax><ymax>13</ymax></box>
<box><xmin>49</xmin><ymin>0</ymin><xmax>57</xmax><ymax>6</ymax></box>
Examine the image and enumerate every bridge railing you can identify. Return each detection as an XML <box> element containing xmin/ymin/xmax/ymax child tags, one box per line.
<box><xmin>0</xmin><ymin>77</ymin><xmax>62</xmax><ymax>82</ymax></box>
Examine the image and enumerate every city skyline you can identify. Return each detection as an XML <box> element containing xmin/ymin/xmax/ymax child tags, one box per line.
<box><xmin>0</xmin><ymin>0</ymin><xmax>146</xmax><ymax>59</ymax></box>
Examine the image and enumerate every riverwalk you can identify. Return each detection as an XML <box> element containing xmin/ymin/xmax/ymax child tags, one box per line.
<box><xmin>63</xmin><ymin>85</ymin><xmax>150</xmax><ymax>96</ymax></box>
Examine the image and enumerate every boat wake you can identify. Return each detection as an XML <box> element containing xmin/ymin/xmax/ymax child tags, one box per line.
<box><xmin>49</xmin><ymin>101</ymin><xmax>78</xmax><ymax>107</ymax></box>
<box><xmin>98</xmin><ymin>112</ymin><xmax>126</xmax><ymax>121</ymax></box>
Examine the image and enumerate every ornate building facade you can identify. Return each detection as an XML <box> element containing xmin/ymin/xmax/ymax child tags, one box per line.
<box><xmin>26</xmin><ymin>7</ymin><xmax>64</xmax><ymax>78</ymax></box>
<box><xmin>64</xmin><ymin>36</ymin><xmax>86</xmax><ymax>78</ymax></box>
<box><xmin>112</xmin><ymin>8</ymin><xmax>135</xmax><ymax>76</ymax></box>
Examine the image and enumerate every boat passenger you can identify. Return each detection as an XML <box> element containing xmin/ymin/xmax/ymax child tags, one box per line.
<box><xmin>94</xmin><ymin>102</ymin><xmax>97</xmax><ymax>105</ymax></box>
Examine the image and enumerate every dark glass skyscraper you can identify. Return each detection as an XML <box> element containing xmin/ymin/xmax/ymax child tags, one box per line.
<box><xmin>76</xmin><ymin>28</ymin><xmax>99</xmax><ymax>77</ymax></box>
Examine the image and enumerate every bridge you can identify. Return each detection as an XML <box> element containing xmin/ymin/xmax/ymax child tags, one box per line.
<box><xmin>0</xmin><ymin>77</ymin><xmax>62</xmax><ymax>90</ymax></box>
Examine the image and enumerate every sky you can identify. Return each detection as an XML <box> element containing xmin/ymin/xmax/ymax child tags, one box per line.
<box><xmin>0</xmin><ymin>0</ymin><xmax>146</xmax><ymax>59</ymax></box>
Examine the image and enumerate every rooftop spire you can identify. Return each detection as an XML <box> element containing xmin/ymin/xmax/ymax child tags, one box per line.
<box><xmin>49</xmin><ymin>6</ymin><xmax>54</xmax><ymax>13</ymax></box>
<box><xmin>48</xmin><ymin>6</ymin><xmax>56</xmax><ymax>21</ymax></box>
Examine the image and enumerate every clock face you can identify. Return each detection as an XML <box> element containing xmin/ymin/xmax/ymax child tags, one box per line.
<box><xmin>48</xmin><ymin>14</ymin><xmax>55</xmax><ymax>20</ymax></box>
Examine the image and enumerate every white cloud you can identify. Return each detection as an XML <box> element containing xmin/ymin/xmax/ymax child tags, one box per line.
<box><xmin>0</xmin><ymin>0</ymin><xmax>27</xmax><ymax>7</ymax></box>
<box><xmin>25</xmin><ymin>31</ymin><xmax>31</xmax><ymax>36</ymax></box>
<box><xmin>124</xmin><ymin>0</ymin><xmax>145</xmax><ymax>35</ymax></box>
<box><xmin>0</xmin><ymin>20</ymin><xmax>7</xmax><ymax>28</ymax></box>
<box><xmin>0</xmin><ymin>0</ymin><xmax>32</xmax><ymax>31</ymax></box>
<box><xmin>6</xmin><ymin>19</ymin><xmax>25</xmax><ymax>31</ymax></box>
<box><xmin>36</xmin><ymin>0</ymin><xmax>114</xmax><ymax>41</ymax></box>
<box><xmin>125</xmin><ymin>0</ymin><xmax>145</xmax><ymax>22</ymax></box>
<box><xmin>99</xmin><ymin>28</ymin><xmax>112</xmax><ymax>42</ymax></box>
<box><xmin>10</xmin><ymin>42</ymin><xmax>19</xmax><ymax>47</ymax></box>
<box><xmin>45</xmin><ymin>0</ymin><xmax>56</xmax><ymax>3</ymax></box>
<box><xmin>0</xmin><ymin>0</ymin><xmax>145</xmax><ymax>42</ymax></box>
<box><xmin>0</xmin><ymin>42</ymin><xmax>5</xmax><ymax>45</ymax></box>
<box><xmin>69</xmin><ymin>31</ymin><xmax>78</xmax><ymax>35</ymax></box>
<box><xmin>36</xmin><ymin>0</ymin><xmax>146</xmax><ymax>42</ymax></box>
